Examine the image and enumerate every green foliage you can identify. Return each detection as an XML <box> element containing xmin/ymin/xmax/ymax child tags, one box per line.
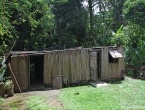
<box><xmin>123</xmin><ymin>0</ymin><xmax>145</xmax><ymax>28</ymax></box>
<box><xmin>0</xmin><ymin>0</ymin><xmax>17</xmax><ymax>47</ymax></box>
<box><xmin>4</xmin><ymin>80</ymin><xmax>14</xmax><ymax>90</ymax></box>
<box><xmin>108</xmin><ymin>0</ymin><xmax>125</xmax><ymax>32</ymax></box>
<box><xmin>0</xmin><ymin>97</ymin><xmax>4</xmax><ymax>103</ymax></box>
<box><xmin>111</xmin><ymin>21</ymin><xmax>145</xmax><ymax>76</ymax></box>
<box><xmin>93</xmin><ymin>12</ymin><xmax>113</xmax><ymax>46</ymax></box>
<box><xmin>110</xmin><ymin>23</ymin><xmax>145</xmax><ymax>47</ymax></box>
<box><xmin>126</xmin><ymin>70</ymin><xmax>134</xmax><ymax>77</ymax></box>
<box><xmin>0</xmin><ymin>66</ymin><xmax>7</xmax><ymax>75</ymax></box>
<box><xmin>111</xmin><ymin>25</ymin><xmax>126</xmax><ymax>46</ymax></box>
<box><xmin>0</xmin><ymin>66</ymin><xmax>7</xmax><ymax>81</ymax></box>
<box><xmin>53</xmin><ymin>0</ymin><xmax>90</xmax><ymax>47</ymax></box>
<box><xmin>9</xmin><ymin>0</ymin><xmax>55</xmax><ymax>50</ymax></box>
<box><xmin>125</xmin><ymin>47</ymin><xmax>145</xmax><ymax>73</ymax></box>
<box><xmin>0</xmin><ymin>0</ymin><xmax>55</xmax><ymax>51</ymax></box>
<box><xmin>0</xmin><ymin>0</ymin><xmax>128</xmax><ymax>49</ymax></box>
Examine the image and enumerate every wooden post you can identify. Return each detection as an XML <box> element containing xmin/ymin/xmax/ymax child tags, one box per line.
<box><xmin>8</xmin><ymin>62</ymin><xmax>22</xmax><ymax>93</ymax></box>
<box><xmin>52</xmin><ymin>75</ymin><xmax>63</xmax><ymax>89</ymax></box>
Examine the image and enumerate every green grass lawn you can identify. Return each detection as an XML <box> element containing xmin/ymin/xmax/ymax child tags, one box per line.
<box><xmin>27</xmin><ymin>96</ymin><xmax>59</xmax><ymax>110</ymax></box>
<box><xmin>58</xmin><ymin>77</ymin><xmax>145</xmax><ymax>110</ymax></box>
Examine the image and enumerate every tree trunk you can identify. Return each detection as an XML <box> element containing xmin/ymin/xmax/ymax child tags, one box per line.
<box><xmin>88</xmin><ymin>0</ymin><xmax>96</xmax><ymax>45</ymax></box>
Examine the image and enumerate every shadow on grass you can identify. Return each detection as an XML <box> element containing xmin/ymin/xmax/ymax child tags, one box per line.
<box><xmin>62</xmin><ymin>81</ymin><xmax>89</xmax><ymax>88</ymax></box>
<box><xmin>105</xmin><ymin>79</ymin><xmax>124</xmax><ymax>84</ymax></box>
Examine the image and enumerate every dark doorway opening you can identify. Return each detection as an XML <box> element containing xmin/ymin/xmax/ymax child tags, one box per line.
<box><xmin>30</xmin><ymin>55</ymin><xmax>44</xmax><ymax>90</ymax></box>
<box><xmin>97</xmin><ymin>51</ymin><xmax>101</xmax><ymax>79</ymax></box>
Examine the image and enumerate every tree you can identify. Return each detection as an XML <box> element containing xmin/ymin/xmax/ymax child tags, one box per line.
<box><xmin>10</xmin><ymin>0</ymin><xmax>54</xmax><ymax>50</ymax></box>
<box><xmin>86</xmin><ymin>0</ymin><xmax>125</xmax><ymax>46</ymax></box>
<box><xmin>0</xmin><ymin>0</ymin><xmax>55</xmax><ymax>51</ymax></box>
<box><xmin>53</xmin><ymin>0</ymin><xmax>89</xmax><ymax>47</ymax></box>
<box><xmin>0</xmin><ymin>0</ymin><xmax>17</xmax><ymax>56</ymax></box>
<box><xmin>111</xmin><ymin>0</ymin><xmax>145</xmax><ymax>76</ymax></box>
<box><xmin>123</xmin><ymin>0</ymin><xmax>145</xmax><ymax>28</ymax></box>
<box><xmin>108</xmin><ymin>0</ymin><xmax>125</xmax><ymax>31</ymax></box>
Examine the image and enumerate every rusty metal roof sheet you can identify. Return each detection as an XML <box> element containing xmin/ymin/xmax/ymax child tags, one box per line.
<box><xmin>109</xmin><ymin>50</ymin><xmax>123</xmax><ymax>58</ymax></box>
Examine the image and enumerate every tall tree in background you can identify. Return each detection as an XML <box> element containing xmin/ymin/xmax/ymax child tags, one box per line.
<box><xmin>53</xmin><ymin>0</ymin><xmax>89</xmax><ymax>47</ymax></box>
<box><xmin>88</xmin><ymin>0</ymin><xmax>106</xmax><ymax>46</ymax></box>
<box><xmin>0</xmin><ymin>0</ymin><xmax>17</xmax><ymax>54</ymax></box>
<box><xmin>109</xmin><ymin>0</ymin><xmax>125</xmax><ymax>31</ymax></box>
<box><xmin>0</xmin><ymin>0</ymin><xmax>55</xmax><ymax>51</ymax></box>
<box><xmin>10</xmin><ymin>0</ymin><xmax>54</xmax><ymax>50</ymax></box>
<box><xmin>87</xmin><ymin>0</ymin><xmax>125</xmax><ymax>46</ymax></box>
<box><xmin>110</xmin><ymin>0</ymin><xmax>145</xmax><ymax>76</ymax></box>
<box><xmin>123</xmin><ymin>0</ymin><xmax>145</xmax><ymax>28</ymax></box>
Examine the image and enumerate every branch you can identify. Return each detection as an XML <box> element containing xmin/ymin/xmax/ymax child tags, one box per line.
<box><xmin>92</xmin><ymin>1</ymin><xmax>100</xmax><ymax>8</ymax></box>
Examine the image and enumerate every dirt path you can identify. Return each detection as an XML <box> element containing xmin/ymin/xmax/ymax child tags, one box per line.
<box><xmin>0</xmin><ymin>90</ymin><xmax>63</xmax><ymax>110</ymax></box>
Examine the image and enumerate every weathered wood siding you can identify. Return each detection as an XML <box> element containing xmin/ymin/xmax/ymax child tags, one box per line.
<box><xmin>90</xmin><ymin>52</ymin><xmax>98</xmax><ymax>81</ymax></box>
<box><xmin>44</xmin><ymin>49</ymin><xmax>90</xmax><ymax>85</ymax></box>
<box><xmin>101</xmin><ymin>47</ymin><xmax>124</xmax><ymax>79</ymax></box>
<box><xmin>101</xmin><ymin>47</ymin><xmax>108</xmax><ymax>79</ymax></box>
<box><xmin>11</xmin><ymin>55</ymin><xmax>29</xmax><ymax>91</ymax></box>
<box><xmin>118</xmin><ymin>47</ymin><xmax>124</xmax><ymax>78</ymax></box>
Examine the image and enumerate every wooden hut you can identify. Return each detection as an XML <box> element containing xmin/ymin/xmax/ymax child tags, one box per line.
<box><xmin>89</xmin><ymin>46</ymin><xmax>124</xmax><ymax>81</ymax></box>
<box><xmin>9</xmin><ymin>47</ymin><xmax>124</xmax><ymax>91</ymax></box>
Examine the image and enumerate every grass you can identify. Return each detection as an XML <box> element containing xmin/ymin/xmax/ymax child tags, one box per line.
<box><xmin>9</xmin><ymin>100</ymin><xmax>19</xmax><ymax>110</ymax></box>
<box><xmin>58</xmin><ymin>77</ymin><xmax>145</xmax><ymax>110</ymax></box>
<box><xmin>0</xmin><ymin>97</ymin><xmax>4</xmax><ymax>103</ymax></box>
<box><xmin>27</xmin><ymin>96</ymin><xmax>59</xmax><ymax>110</ymax></box>
<box><xmin>0</xmin><ymin>97</ymin><xmax>4</xmax><ymax>110</ymax></box>
<box><xmin>0</xmin><ymin>99</ymin><xmax>19</xmax><ymax>110</ymax></box>
<box><xmin>1</xmin><ymin>96</ymin><xmax>59</xmax><ymax>110</ymax></box>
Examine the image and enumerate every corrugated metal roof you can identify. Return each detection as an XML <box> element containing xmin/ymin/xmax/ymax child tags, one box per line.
<box><xmin>109</xmin><ymin>50</ymin><xmax>123</xmax><ymax>58</ymax></box>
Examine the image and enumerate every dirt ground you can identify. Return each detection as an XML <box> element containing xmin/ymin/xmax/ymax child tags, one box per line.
<box><xmin>0</xmin><ymin>90</ymin><xmax>63</xmax><ymax>110</ymax></box>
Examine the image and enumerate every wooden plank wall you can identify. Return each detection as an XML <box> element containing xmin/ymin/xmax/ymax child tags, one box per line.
<box><xmin>101</xmin><ymin>47</ymin><xmax>124</xmax><ymax>79</ymax></box>
<box><xmin>90</xmin><ymin>52</ymin><xmax>98</xmax><ymax>81</ymax></box>
<box><xmin>44</xmin><ymin>49</ymin><xmax>90</xmax><ymax>85</ymax></box>
<box><xmin>11</xmin><ymin>55</ymin><xmax>29</xmax><ymax>91</ymax></box>
<box><xmin>118</xmin><ymin>47</ymin><xmax>124</xmax><ymax>78</ymax></box>
<box><xmin>101</xmin><ymin>47</ymin><xmax>108</xmax><ymax>79</ymax></box>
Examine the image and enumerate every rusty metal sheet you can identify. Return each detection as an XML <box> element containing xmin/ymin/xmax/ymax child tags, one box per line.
<box><xmin>109</xmin><ymin>50</ymin><xmax>123</xmax><ymax>58</ymax></box>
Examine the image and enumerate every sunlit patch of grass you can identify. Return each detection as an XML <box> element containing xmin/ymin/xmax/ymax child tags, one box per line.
<box><xmin>9</xmin><ymin>100</ymin><xmax>19</xmax><ymax>110</ymax></box>
<box><xmin>0</xmin><ymin>97</ymin><xmax>4</xmax><ymax>103</ymax></box>
<box><xmin>27</xmin><ymin>96</ymin><xmax>59</xmax><ymax>110</ymax></box>
<box><xmin>0</xmin><ymin>97</ymin><xmax>4</xmax><ymax>110</ymax></box>
<box><xmin>58</xmin><ymin>78</ymin><xmax>145</xmax><ymax>110</ymax></box>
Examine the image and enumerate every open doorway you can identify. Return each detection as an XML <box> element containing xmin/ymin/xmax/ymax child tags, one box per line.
<box><xmin>90</xmin><ymin>50</ymin><xmax>101</xmax><ymax>81</ymax></box>
<box><xmin>97</xmin><ymin>51</ymin><xmax>101</xmax><ymax>79</ymax></box>
<box><xmin>29</xmin><ymin>55</ymin><xmax>44</xmax><ymax>90</ymax></box>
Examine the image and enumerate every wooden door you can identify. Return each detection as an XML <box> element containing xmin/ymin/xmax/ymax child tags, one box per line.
<box><xmin>90</xmin><ymin>52</ymin><xmax>98</xmax><ymax>81</ymax></box>
<box><xmin>11</xmin><ymin>55</ymin><xmax>29</xmax><ymax>91</ymax></box>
